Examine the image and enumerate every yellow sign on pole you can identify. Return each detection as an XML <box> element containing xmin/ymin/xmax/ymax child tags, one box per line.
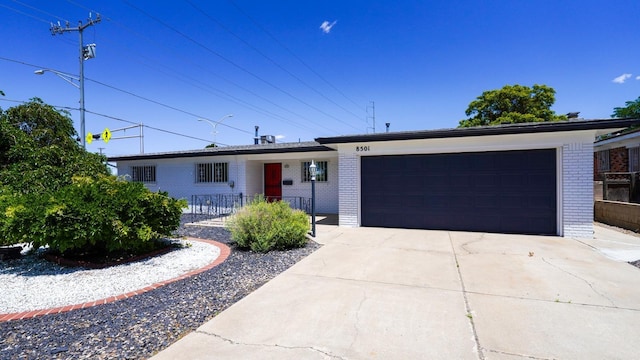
<box><xmin>101</xmin><ymin>128</ymin><xmax>111</xmax><ymax>143</ymax></box>
<box><xmin>86</xmin><ymin>132</ymin><xmax>94</xmax><ymax>144</ymax></box>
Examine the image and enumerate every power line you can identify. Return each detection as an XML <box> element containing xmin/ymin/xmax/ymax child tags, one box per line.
<box><xmin>9</xmin><ymin>0</ymin><xmax>68</xmax><ymax>23</ymax></box>
<box><xmin>0</xmin><ymin>3</ymin><xmax>50</xmax><ymax>24</ymax></box>
<box><xmin>122</xmin><ymin>0</ymin><xmax>362</xmax><ymax>132</ymax></box>
<box><xmin>1</xmin><ymin>55</ymin><xmax>331</xmax><ymax>140</ymax></box>
<box><xmin>61</xmin><ymin>3</ymin><xmax>339</xmax><ymax>136</ymax></box>
<box><xmin>186</xmin><ymin>0</ymin><xmax>364</xmax><ymax>122</ymax></box>
<box><xmin>228</xmin><ymin>0</ymin><xmax>365</xmax><ymax>112</ymax></box>
<box><xmin>0</xmin><ymin>98</ymin><xmax>215</xmax><ymax>145</ymax></box>
<box><xmin>84</xmin><ymin>77</ymin><xmax>253</xmax><ymax>136</ymax></box>
<box><xmin>85</xmin><ymin>110</ymin><xmax>215</xmax><ymax>144</ymax></box>
<box><xmin>0</xmin><ymin>56</ymin><xmax>256</xmax><ymax>136</ymax></box>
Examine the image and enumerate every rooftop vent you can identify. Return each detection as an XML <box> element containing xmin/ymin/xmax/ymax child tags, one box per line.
<box><xmin>260</xmin><ymin>135</ymin><xmax>276</xmax><ymax>144</ymax></box>
<box><xmin>566</xmin><ymin>112</ymin><xmax>580</xmax><ymax>119</ymax></box>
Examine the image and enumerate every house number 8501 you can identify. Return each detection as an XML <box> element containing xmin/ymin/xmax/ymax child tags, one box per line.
<box><xmin>356</xmin><ymin>146</ymin><xmax>370</xmax><ymax>152</ymax></box>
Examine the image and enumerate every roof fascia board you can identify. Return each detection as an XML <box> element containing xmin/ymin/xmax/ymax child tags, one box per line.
<box><xmin>316</xmin><ymin>119</ymin><xmax>640</xmax><ymax>145</ymax></box>
<box><xmin>108</xmin><ymin>145</ymin><xmax>333</xmax><ymax>162</ymax></box>
<box><xmin>334</xmin><ymin>130</ymin><xmax>595</xmax><ymax>156</ymax></box>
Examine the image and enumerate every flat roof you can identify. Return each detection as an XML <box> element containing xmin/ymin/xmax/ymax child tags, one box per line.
<box><xmin>315</xmin><ymin>118</ymin><xmax>640</xmax><ymax>144</ymax></box>
<box><xmin>108</xmin><ymin>141</ymin><xmax>333</xmax><ymax>161</ymax></box>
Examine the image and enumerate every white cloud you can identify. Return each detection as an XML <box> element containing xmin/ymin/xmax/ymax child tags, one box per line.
<box><xmin>275</xmin><ymin>135</ymin><xmax>285</xmax><ymax>140</ymax></box>
<box><xmin>613</xmin><ymin>73</ymin><xmax>632</xmax><ymax>84</ymax></box>
<box><xmin>320</xmin><ymin>20</ymin><xmax>337</xmax><ymax>34</ymax></box>
<box><xmin>637</xmin><ymin>75</ymin><xmax>640</xmax><ymax>80</ymax></box>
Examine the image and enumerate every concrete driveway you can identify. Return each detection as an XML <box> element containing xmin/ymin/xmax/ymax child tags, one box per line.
<box><xmin>152</xmin><ymin>224</ymin><xmax>640</xmax><ymax>359</ymax></box>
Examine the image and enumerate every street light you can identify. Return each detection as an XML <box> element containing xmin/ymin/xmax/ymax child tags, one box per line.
<box><xmin>198</xmin><ymin>114</ymin><xmax>233</xmax><ymax>146</ymax></box>
<box><xmin>34</xmin><ymin>68</ymin><xmax>86</xmax><ymax>148</ymax></box>
<box><xmin>34</xmin><ymin>69</ymin><xmax>79</xmax><ymax>88</ymax></box>
<box><xmin>309</xmin><ymin>160</ymin><xmax>317</xmax><ymax>237</ymax></box>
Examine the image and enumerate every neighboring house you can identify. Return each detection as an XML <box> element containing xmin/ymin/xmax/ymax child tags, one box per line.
<box><xmin>593</xmin><ymin>127</ymin><xmax>640</xmax><ymax>180</ymax></box>
<box><xmin>593</xmin><ymin>127</ymin><xmax>640</xmax><ymax>203</ymax></box>
<box><xmin>109</xmin><ymin>118</ymin><xmax>640</xmax><ymax>239</ymax></box>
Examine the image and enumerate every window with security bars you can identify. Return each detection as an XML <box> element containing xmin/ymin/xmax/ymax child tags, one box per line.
<box><xmin>597</xmin><ymin>150</ymin><xmax>610</xmax><ymax>172</ymax></box>
<box><xmin>630</xmin><ymin>147</ymin><xmax>640</xmax><ymax>172</ymax></box>
<box><xmin>195</xmin><ymin>162</ymin><xmax>228</xmax><ymax>183</ymax></box>
<box><xmin>131</xmin><ymin>165</ymin><xmax>156</xmax><ymax>183</ymax></box>
<box><xmin>301</xmin><ymin>161</ymin><xmax>328</xmax><ymax>182</ymax></box>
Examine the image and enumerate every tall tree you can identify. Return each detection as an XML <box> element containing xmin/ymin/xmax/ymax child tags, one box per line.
<box><xmin>458</xmin><ymin>84</ymin><xmax>566</xmax><ymax>128</ymax></box>
<box><xmin>611</xmin><ymin>96</ymin><xmax>640</xmax><ymax>118</ymax></box>
<box><xmin>0</xmin><ymin>98</ymin><xmax>109</xmax><ymax>194</ymax></box>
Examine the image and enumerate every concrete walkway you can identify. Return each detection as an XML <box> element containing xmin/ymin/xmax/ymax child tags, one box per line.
<box><xmin>152</xmin><ymin>224</ymin><xmax>640</xmax><ymax>359</ymax></box>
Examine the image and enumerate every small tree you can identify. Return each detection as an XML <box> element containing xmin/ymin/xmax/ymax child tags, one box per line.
<box><xmin>0</xmin><ymin>98</ymin><xmax>109</xmax><ymax>194</ymax></box>
<box><xmin>612</xmin><ymin>96</ymin><xmax>640</xmax><ymax>119</ymax></box>
<box><xmin>459</xmin><ymin>84</ymin><xmax>566</xmax><ymax>128</ymax></box>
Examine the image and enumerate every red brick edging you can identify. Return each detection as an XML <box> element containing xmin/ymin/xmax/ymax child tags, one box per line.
<box><xmin>0</xmin><ymin>238</ymin><xmax>230</xmax><ymax>322</ymax></box>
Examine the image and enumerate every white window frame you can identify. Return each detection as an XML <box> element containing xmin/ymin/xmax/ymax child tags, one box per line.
<box><xmin>301</xmin><ymin>161</ymin><xmax>328</xmax><ymax>182</ymax></box>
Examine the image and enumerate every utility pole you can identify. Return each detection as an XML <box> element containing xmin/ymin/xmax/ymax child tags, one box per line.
<box><xmin>366</xmin><ymin>101</ymin><xmax>376</xmax><ymax>133</ymax></box>
<box><xmin>50</xmin><ymin>13</ymin><xmax>101</xmax><ymax>149</ymax></box>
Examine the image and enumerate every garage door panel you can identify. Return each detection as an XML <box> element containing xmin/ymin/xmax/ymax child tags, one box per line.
<box><xmin>361</xmin><ymin>149</ymin><xmax>557</xmax><ymax>235</ymax></box>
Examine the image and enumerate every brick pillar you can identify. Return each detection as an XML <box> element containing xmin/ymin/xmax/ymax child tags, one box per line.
<box><xmin>563</xmin><ymin>143</ymin><xmax>594</xmax><ymax>238</ymax></box>
<box><xmin>338</xmin><ymin>152</ymin><xmax>359</xmax><ymax>227</ymax></box>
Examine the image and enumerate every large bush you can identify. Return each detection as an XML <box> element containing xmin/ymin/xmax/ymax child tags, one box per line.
<box><xmin>0</xmin><ymin>176</ymin><xmax>187</xmax><ymax>255</ymax></box>
<box><xmin>0</xmin><ymin>99</ymin><xmax>186</xmax><ymax>258</ymax></box>
<box><xmin>226</xmin><ymin>196</ymin><xmax>309</xmax><ymax>253</ymax></box>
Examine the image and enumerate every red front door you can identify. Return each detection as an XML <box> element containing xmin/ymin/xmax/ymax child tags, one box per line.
<box><xmin>264</xmin><ymin>163</ymin><xmax>282</xmax><ymax>201</ymax></box>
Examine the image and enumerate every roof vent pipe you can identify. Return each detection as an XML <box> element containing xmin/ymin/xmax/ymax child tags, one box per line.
<box><xmin>254</xmin><ymin>126</ymin><xmax>259</xmax><ymax>145</ymax></box>
<box><xmin>385</xmin><ymin>122</ymin><xmax>390</xmax><ymax>133</ymax></box>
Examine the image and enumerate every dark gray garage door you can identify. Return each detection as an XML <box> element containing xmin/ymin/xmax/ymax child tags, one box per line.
<box><xmin>361</xmin><ymin>149</ymin><xmax>557</xmax><ymax>235</ymax></box>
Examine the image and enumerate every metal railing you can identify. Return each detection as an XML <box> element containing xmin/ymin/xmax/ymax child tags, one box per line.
<box><xmin>189</xmin><ymin>193</ymin><xmax>244</xmax><ymax>220</ymax></box>
<box><xmin>189</xmin><ymin>193</ymin><xmax>312</xmax><ymax>220</ymax></box>
<box><xmin>260</xmin><ymin>196</ymin><xmax>312</xmax><ymax>214</ymax></box>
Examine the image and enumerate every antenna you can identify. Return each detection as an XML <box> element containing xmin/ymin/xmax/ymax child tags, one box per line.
<box><xmin>366</xmin><ymin>101</ymin><xmax>376</xmax><ymax>133</ymax></box>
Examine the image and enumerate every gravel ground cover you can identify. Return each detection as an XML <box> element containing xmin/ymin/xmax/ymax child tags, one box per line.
<box><xmin>0</xmin><ymin>240</ymin><xmax>220</xmax><ymax>314</ymax></box>
<box><xmin>0</xmin><ymin>215</ymin><xmax>321</xmax><ymax>359</ymax></box>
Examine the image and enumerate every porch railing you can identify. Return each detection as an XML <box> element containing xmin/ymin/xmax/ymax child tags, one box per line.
<box><xmin>189</xmin><ymin>193</ymin><xmax>244</xmax><ymax>219</ymax></box>
<box><xmin>189</xmin><ymin>193</ymin><xmax>312</xmax><ymax>220</ymax></box>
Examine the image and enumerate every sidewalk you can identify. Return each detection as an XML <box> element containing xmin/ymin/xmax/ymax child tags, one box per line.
<box><xmin>151</xmin><ymin>223</ymin><xmax>640</xmax><ymax>359</ymax></box>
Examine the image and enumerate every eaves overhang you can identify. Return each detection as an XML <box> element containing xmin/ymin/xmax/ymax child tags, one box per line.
<box><xmin>315</xmin><ymin>118</ymin><xmax>640</xmax><ymax>145</ymax></box>
<box><xmin>108</xmin><ymin>142</ymin><xmax>334</xmax><ymax>162</ymax></box>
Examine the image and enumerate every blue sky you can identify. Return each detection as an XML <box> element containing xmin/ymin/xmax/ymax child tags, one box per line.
<box><xmin>1</xmin><ymin>0</ymin><xmax>639</xmax><ymax>156</ymax></box>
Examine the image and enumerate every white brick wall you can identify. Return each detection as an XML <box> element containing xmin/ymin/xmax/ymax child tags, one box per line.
<box><xmin>117</xmin><ymin>157</ymin><xmax>240</xmax><ymax>202</ymax></box>
<box><xmin>562</xmin><ymin>142</ymin><xmax>594</xmax><ymax>238</ymax></box>
<box><xmin>338</xmin><ymin>153</ymin><xmax>359</xmax><ymax>226</ymax></box>
<box><xmin>280</xmin><ymin>159</ymin><xmax>338</xmax><ymax>214</ymax></box>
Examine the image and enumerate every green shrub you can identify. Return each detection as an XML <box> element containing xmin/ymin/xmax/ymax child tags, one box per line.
<box><xmin>226</xmin><ymin>196</ymin><xmax>309</xmax><ymax>253</ymax></box>
<box><xmin>0</xmin><ymin>175</ymin><xmax>187</xmax><ymax>255</ymax></box>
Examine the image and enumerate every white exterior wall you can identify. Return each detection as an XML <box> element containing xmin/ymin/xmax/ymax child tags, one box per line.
<box><xmin>116</xmin><ymin>156</ymin><xmax>244</xmax><ymax>203</ymax></box>
<box><xmin>561</xmin><ymin>142</ymin><xmax>594</xmax><ymax>238</ymax></box>
<box><xmin>116</xmin><ymin>152</ymin><xmax>339</xmax><ymax>214</ymax></box>
<box><xmin>244</xmin><ymin>160</ymin><xmax>263</xmax><ymax>198</ymax></box>
<box><xmin>278</xmin><ymin>158</ymin><xmax>339</xmax><ymax>214</ymax></box>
